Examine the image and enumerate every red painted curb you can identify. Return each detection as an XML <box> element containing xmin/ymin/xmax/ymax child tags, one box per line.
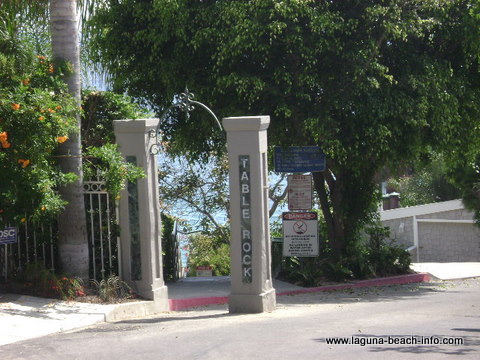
<box><xmin>276</xmin><ymin>273</ymin><xmax>431</xmax><ymax>297</ymax></box>
<box><xmin>168</xmin><ymin>273</ymin><xmax>431</xmax><ymax>311</ymax></box>
<box><xmin>169</xmin><ymin>296</ymin><xmax>228</xmax><ymax>311</ymax></box>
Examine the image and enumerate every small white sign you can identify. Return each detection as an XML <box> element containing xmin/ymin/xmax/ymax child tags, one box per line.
<box><xmin>282</xmin><ymin>212</ymin><xmax>318</xmax><ymax>257</ymax></box>
<box><xmin>288</xmin><ymin>174</ymin><xmax>313</xmax><ymax>210</ymax></box>
<box><xmin>196</xmin><ymin>266</ymin><xmax>213</xmax><ymax>277</ymax></box>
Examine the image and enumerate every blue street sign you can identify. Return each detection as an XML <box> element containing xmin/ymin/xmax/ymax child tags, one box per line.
<box><xmin>0</xmin><ymin>227</ymin><xmax>17</xmax><ymax>245</ymax></box>
<box><xmin>274</xmin><ymin>146</ymin><xmax>326</xmax><ymax>173</ymax></box>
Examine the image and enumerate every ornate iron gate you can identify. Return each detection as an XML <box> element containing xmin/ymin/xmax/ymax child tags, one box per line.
<box><xmin>84</xmin><ymin>176</ymin><xmax>120</xmax><ymax>281</ymax></box>
<box><xmin>1</xmin><ymin>177</ymin><xmax>120</xmax><ymax>282</ymax></box>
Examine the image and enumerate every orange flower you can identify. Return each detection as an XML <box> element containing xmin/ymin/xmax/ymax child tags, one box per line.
<box><xmin>41</xmin><ymin>206</ymin><xmax>46</xmax><ymax>212</ymax></box>
<box><xmin>57</xmin><ymin>136</ymin><xmax>68</xmax><ymax>144</ymax></box>
<box><xmin>48</xmin><ymin>108</ymin><xmax>55</xmax><ymax>113</ymax></box>
<box><xmin>11</xmin><ymin>103</ymin><xmax>20</xmax><ymax>111</ymax></box>
<box><xmin>55</xmin><ymin>105</ymin><xmax>62</xmax><ymax>110</ymax></box>
<box><xmin>37</xmin><ymin>55</ymin><xmax>46</xmax><ymax>60</ymax></box>
<box><xmin>18</xmin><ymin>159</ymin><xmax>30</xmax><ymax>168</ymax></box>
<box><xmin>49</xmin><ymin>64</ymin><xmax>54</xmax><ymax>73</ymax></box>
<box><xmin>20</xmin><ymin>217</ymin><xmax>26</xmax><ymax>223</ymax></box>
<box><xmin>22</xmin><ymin>78</ymin><xmax>30</xmax><ymax>86</ymax></box>
<box><xmin>38</xmin><ymin>116</ymin><xmax>45</xmax><ymax>121</ymax></box>
<box><xmin>0</xmin><ymin>132</ymin><xmax>11</xmax><ymax>149</ymax></box>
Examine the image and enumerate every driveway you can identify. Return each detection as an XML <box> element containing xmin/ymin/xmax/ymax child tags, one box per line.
<box><xmin>1</xmin><ymin>278</ymin><xmax>478</xmax><ymax>360</ymax></box>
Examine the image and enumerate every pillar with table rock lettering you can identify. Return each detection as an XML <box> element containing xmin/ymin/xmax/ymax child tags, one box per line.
<box><xmin>223</xmin><ymin>116</ymin><xmax>276</xmax><ymax>313</ymax></box>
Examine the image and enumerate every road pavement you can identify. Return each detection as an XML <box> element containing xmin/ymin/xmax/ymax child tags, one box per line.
<box><xmin>1</xmin><ymin>278</ymin><xmax>478</xmax><ymax>360</ymax></box>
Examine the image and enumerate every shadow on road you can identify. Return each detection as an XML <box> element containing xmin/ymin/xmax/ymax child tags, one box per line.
<box><xmin>314</xmin><ymin>333</ymin><xmax>479</xmax><ymax>356</ymax></box>
<box><xmin>276</xmin><ymin>280</ymin><xmax>464</xmax><ymax>306</ymax></box>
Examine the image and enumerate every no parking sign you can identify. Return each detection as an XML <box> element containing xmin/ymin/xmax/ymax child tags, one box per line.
<box><xmin>282</xmin><ymin>212</ymin><xmax>318</xmax><ymax>257</ymax></box>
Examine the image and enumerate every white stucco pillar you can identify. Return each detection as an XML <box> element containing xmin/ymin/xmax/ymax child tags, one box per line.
<box><xmin>223</xmin><ymin>116</ymin><xmax>276</xmax><ymax>313</ymax></box>
<box><xmin>113</xmin><ymin>119</ymin><xmax>168</xmax><ymax>311</ymax></box>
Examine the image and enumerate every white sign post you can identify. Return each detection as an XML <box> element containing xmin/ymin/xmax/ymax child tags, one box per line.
<box><xmin>287</xmin><ymin>174</ymin><xmax>313</xmax><ymax>211</ymax></box>
<box><xmin>282</xmin><ymin>212</ymin><xmax>319</xmax><ymax>257</ymax></box>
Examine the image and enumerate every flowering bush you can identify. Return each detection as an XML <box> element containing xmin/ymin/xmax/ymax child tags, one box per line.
<box><xmin>14</xmin><ymin>262</ymin><xmax>85</xmax><ymax>300</ymax></box>
<box><xmin>0</xmin><ymin>44</ymin><xmax>79</xmax><ymax>225</ymax></box>
<box><xmin>52</xmin><ymin>276</ymin><xmax>85</xmax><ymax>300</ymax></box>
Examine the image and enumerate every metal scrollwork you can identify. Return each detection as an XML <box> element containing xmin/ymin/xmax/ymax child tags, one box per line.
<box><xmin>150</xmin><ymin>87</ymin><xmax>223</xmax><ymax>155</ymax></box>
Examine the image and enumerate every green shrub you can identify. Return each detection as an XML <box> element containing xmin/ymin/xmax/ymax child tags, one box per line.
<box><xmin>84</xmin><ymin>143</ymin><xmax>145</xmax><ymax>199</ymax></box>
<box><xmin>81</xmin><ymin>90</ymin><xmax>151</xmax><ymax>148</ymax></box>
<box><xmin>81</xmin><ymin>90</ymin><xmax>148</xmax><ymax>200</ymax></box>
<box><xmin>161</xmin><ymin>213</ymin><xmax>177</xmax><ymax>281</ymax></box>
<box><xmin>322</xmin><ymin>258</ymin><xmax>354</xmax><ymax>283</ymax></box>
<box><xmin>16</xmin><ymin>262</ymin><xmax>85</xmax><ymax>300</ymax></box>
<box><xmin>90</xmin><ymin>275</ymin><xmax>132</xmax><ymax>303</ymax></box>
<box><xmin>364</xmin><ymin>223</ymin><xmax>411</xmax><ymax>277</ymax></box>
<box><xmin>283</xmin><ymin>257</ymin><xmax>326</xmax><ymax>287</ymax></box>
<box><xmin>275</xmin><ymin>221</ymin><xmax>411</xmax><ymax>286</ymax></box>
<box><xmin>187</xmin><ymin>233</ymin><xmax>230</xmax><ymax>276</ymax></box>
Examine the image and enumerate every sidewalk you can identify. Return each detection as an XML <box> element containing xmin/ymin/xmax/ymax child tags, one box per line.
<box><xmin>0</xmin><ymin>294</ymin><xmax>116</xmax><ymax>345</ymax></box>
<box><xmin>1</xmin><ymin>263</ymin><xmax>479</xmax><ymax>346</ymax></box>
<box><xmin>410</xmin><ymin>262</ymin><xmax>480</xmax><ymax>280</ymax></box>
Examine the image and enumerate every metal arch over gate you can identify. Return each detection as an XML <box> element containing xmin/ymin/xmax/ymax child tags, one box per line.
<box><xmin>148</xmin><ymin>87</ymin><xmax>224</xmax><ymax>155</ymax></box>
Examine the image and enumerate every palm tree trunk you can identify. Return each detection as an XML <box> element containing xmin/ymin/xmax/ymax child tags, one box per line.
<box><xmin>50</xmin><ymin>0</ymin><xmax>89</xmax><ymax>280</ymax></box>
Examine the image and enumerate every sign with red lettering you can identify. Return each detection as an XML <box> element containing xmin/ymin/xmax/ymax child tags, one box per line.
<box><xmin>288</xmin><ymin>174</ymin><xmax>313</xmax><ymax>210</ymax></box>
<box><xmin>196</xmin><ymin>266</ymin><xmax>213</xmax><ymax>277</ymax></box>
<box><xmin>282</xmin><ymin>212</ymin><xmax>318</xmax><ymax>257</ymax></box>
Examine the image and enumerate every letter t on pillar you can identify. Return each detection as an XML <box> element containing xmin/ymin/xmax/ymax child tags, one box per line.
<box><xmin>223</xmin><ymin>116</ymin><xmax>276</xmax><ymax>313</ymax></box>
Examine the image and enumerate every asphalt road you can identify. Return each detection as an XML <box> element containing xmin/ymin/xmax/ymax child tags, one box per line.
<box><xmin>2</xmin><ymin>278</ymin><xmax>479</xmax><ymax>360</ymax></box>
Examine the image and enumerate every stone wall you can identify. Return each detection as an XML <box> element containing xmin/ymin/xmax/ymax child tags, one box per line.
<box><xmin>380</xmin><ymin>200</ymin><xmax>480</xmax><ymax>262</ymax></box>
<box><xmin>418</xmin><ymin>222</ymin><xmax>480</xmax><ymax>262</ymax></box>
<box><xmin>382</xmin><ymin>217</ymin><xmax>415</xmax><ymax>249</ymax></box>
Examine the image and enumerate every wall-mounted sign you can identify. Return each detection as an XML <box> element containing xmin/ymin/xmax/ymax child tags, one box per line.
<box><xmin>282</xmin><ymin>212</ymin><xmax>318</xmax><ymax>257</ymax></box>
<box><xmin>288</xmin><ymin>174</ymin><xmax>313</xmax><ymax>210</ymax></box>
<box><xmin>239</xmin><ymin>155</ymin><xmax>252</xmax><ymax>283</ymax></box>
<box><xmin>274</xmin><ymin>146</ymin><xmax>325</xmax><ymax>173</ymax></box>
<box><xmin>0</xmin><ymin>227</ymin><xmax>17</xmax><ymax>245</ymax></box>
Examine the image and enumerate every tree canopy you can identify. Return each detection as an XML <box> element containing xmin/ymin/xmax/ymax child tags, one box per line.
<box><xmin>90</xmin><ymin>0</ymin><xmax>480</xmax><ymax>257</ymax></box>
